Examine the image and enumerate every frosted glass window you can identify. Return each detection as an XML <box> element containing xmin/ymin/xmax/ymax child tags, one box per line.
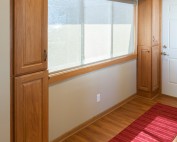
<box><xmin>48</xmin><ymin>0</ymin><xmax>82</xmax><ymax>72</ymax></box>
<box><xmin>84</xmin><ymin>0</ymin><xmax>112</xmax><ymax>64</ymax></box>
<box><xmin>113</xmin><ymin>3</ymin><xmax>135</xmax><ymax>57</ymax></box>
<box><xmin>48</xmin><ymin>0</ymin><xmax>136</xmax><ymax>73</ymax></box>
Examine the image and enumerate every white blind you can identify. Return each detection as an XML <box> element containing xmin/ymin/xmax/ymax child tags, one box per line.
<box><xmin>109</xmin><ymin>0</ymin><xmax>138</xmax><ymax>4</ymax></box>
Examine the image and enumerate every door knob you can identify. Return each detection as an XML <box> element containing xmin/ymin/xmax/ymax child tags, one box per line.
<box><xmin>161</xmin><ymin>52</ymin><xmax>169</xmax><ymax>56</ymax></box>
<box><xmin>163</xmin><ymin>45</ymin><xmax>167</xmax><ymax>48</ymax></box>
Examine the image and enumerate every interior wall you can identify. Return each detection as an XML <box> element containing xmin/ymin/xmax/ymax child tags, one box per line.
<box><xmin>0</xmin><ymin>0</ymin><xmax>11</xmax><ymax>142</ymax></box>
<box><xmin>49</xmin><ymin>60</ymin><xmax>137</xmax><ymax>141</ymax></box>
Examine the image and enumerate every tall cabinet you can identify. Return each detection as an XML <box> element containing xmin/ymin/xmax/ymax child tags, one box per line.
<box><xmin>13</xmin><ymin>0</ymin><xmax>48</xmax><ymax>142</ymax></box>
<box><xmin>137</xmin><ymin>0</ymin><xmax>161</xmax><ymax>98</ymax></box>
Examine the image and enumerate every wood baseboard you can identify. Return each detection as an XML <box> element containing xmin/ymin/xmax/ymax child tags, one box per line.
<box><xmin>137</xmin><ymin>93</ymin><xmax>161</xmax><ymax>101</ymax></box>
<box><xmin>53</xmin><ymin>94</ymin><xmax>137</xmax><ymax>142</ymax></box>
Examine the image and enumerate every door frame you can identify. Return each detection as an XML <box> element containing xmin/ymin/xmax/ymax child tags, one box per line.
<box><xmin>160</xmin><ymin>0</ymin><xmax>163</xmax><ymax>95</ymax></box>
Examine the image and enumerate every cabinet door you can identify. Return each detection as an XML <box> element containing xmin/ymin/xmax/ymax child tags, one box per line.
<box><xmin>14</xmin><ymin>0</ymin><xmax>47</xmax><ymax>75</ymax></box>
<box><xmin>138</xmin><ymin>47</ymin><xmax>151</xmax><ymax>91</ymax></box>
<box><xmin>138</xmin><ymin>0</ymin><xmax>152</xmax><ymax>46</ymax></box>
<box><xmin>15</xmin><ymin>71</ymin><xmax>48</xmax><ymax>142</ymax></box>
<box><xmin>152</xmin><ymin>0</ymin><xmax>160</xmax><ymax>46</ymax></box>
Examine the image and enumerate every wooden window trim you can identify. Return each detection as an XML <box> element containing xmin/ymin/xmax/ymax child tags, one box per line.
<box><xmin>48</xmin><ymin>4</ymin><xmax>138</xmax><ymax>85</ymax></box>
<box><xmin>49</xmin><ymin>54</ymin><xmax>137</xmax><ymax>84</ymax></box>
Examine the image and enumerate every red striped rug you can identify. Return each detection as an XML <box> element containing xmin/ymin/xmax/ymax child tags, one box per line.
<box><xmin>109</xmin><ymin>103</ymin><xmax>177</xmax><ymax>142</ymax></box>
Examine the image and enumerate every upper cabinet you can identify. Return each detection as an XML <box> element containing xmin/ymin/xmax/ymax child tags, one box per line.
<box><xmin>138</xmin><ymin>0</ymin><xmax>160</xmax><ymax>47</ymax></box>
<box><xmin>14</xmin><ymin>0</ymin><xmax>47</xmax><ymax>76</ymax></box>
<box><xmin>138</xmin><ymin>0</ymin><xmax>152</xmax><ymax>47</ymax></box>
<box><xmin>152</xmin><ymin>0</ymin><xmax>160</xmax><ymax>46</ymax></box>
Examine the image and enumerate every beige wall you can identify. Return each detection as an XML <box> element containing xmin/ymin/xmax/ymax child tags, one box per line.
<box><xmin>49</xmin><ymin>60</ymin><xmax>137</xmax><ymax>141</ymax></box>
<box><xmin>0</xmin><ymin>0</ymin><xmax>11</xmax><ymax>142</ymax></box>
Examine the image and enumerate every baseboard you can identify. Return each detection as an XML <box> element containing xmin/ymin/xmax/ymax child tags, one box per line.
<box><xmin>161</xmin><ymin>94</ymin><xmax>177</xmax><ymax>99</ymax></box>
<box><xmin>136</xmin><ymin>93</ymin><xmax>161</xmax><ymax>101</ymax></box>
<box><xmin>53</xmin><ymin>94</ymin><xmax>137</xmax><ymax>142</ymax></box>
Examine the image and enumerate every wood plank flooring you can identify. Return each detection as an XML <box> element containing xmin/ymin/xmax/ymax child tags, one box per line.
<box><xmin>63</xmin><ymin>95</ymin><xmax>177</xmax><ymax>142</ymax></box>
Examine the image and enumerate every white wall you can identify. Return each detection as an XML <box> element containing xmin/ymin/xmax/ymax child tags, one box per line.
<box><xmin>0</xmin><ymin>0</ymin><xmax>11</xmax><ymax>142</ymax></box>
<box><xmin>49</xmin><ymin>60</ymin><xmax>137</xmax><ymax>141</ymax></box>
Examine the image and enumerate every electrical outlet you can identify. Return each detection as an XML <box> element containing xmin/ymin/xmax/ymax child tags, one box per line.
<box><xmin>97</xmin><ymin>94</ymin><xmax>101</xmax><ymax>102</ymax></box>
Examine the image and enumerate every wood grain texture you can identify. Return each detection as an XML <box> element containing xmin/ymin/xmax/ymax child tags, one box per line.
<box><xmin>138</xmin><ymin>0</ymin><xmax>152</xmax><ymax>47</ymax></box>
<box><xmin>152</xmin><ymin>0</ymin><xmax>160</xmax><ymax>46</ymax></box>
<box><xmin>137</xmin><ymin>0</ymin><xmax>161</xmax><ymax>98</ymax></box>
<box><xmin>55</xmin><ymin>95</ymin><xmax>177</xmax><ymax>142</ymax></box>
<box><xmin>49</xmin><ymin>54</ymin><xmax>137</xmax><ymax>84</ymax></box>
<box><xmin>152</xmin><ymin>46</ymin><xmax>160</xmax><ymax>91</ymax></box>
<box><xmin>14</xmin><ymin>71</ymin><xmax>48</xmax><ymax>142</ymax></box>
<box><xmin>138</xmin><ymin>47</ymin><xmax>151</xmax><ymax>92</ymax></box>
<box><xmin>14</xmin><ymin>0</ymin><xmax>47</xmax><ymax>75</ymax></box>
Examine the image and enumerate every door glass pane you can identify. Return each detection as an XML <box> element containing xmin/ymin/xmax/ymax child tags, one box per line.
<box><xmin>84</xmin><ymin>0</ymin><xmax>112</xmax><ymax>64</ymax></box>
<box><xmin>113</xmin><ymin>2</ymin><xmax>134</xmax><ymax>57</ymax></box>
<box><xmin>48</xmin><ymin>0</ymin><xmax>82</xmax><ymax>72</ymax></box>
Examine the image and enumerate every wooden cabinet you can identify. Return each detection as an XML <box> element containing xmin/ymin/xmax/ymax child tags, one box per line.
<box><xmin>15</xmin><ymin>71</ymin><xmax>48</xmax><ymax>142</ymax></box>
<box><xmin>13</xmin><ymin>0</ymin><xmax>48</xmax><ymax>141</ymax></box>
<box><xmin>14</xmin><ymin>0</ymin><xmax>47</xmax><ymax>76</ymax></box>
<box><xmin>138</xmin><ymin>0</ymin><xmax>161</xmax><ymax>98</ymax></box>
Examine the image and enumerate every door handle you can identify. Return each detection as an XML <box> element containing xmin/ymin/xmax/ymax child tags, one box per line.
<box><xmin>161</xmin><ymin>52</ymin><xmax>169</xmax><ymax>56</ymax></box>
<box><xmin>43</xmin><ymin>50</ymin><xmax>47</xmax><ymax>62</ymax></box>
<box><xmin>163</xmin><ymin>45</ymin><xmax>167</xmax><ymax>49</ymax></box>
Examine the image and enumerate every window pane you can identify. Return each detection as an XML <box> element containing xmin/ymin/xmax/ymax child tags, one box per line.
<box><xmin>113</xmin><ymin>2</ymin><xmax>134</xmax><ymax>57</ymax></box>
<box><xmin>84</xmin><ymin>0</ymin><xmax>112</xmax><ymax>64</ymax></box>
<box><xmin>48</xmin><ymin>0</ymin><xmax>82</xmax><ymax>72</ymax></box>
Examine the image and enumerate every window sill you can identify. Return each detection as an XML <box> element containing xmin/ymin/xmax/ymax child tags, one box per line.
<box><xmin>48</xmin><ymin>54</ymin><xmax>137</xmax><ymax>84</ymax></box>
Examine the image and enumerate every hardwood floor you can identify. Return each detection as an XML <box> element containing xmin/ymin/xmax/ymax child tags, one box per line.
<box><xmin>62</xmin><ymin>95</ymin><xmax>177</xmax><ymax>142</ymax></box>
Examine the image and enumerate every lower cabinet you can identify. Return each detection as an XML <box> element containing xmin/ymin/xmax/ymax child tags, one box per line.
<box><xmin>14</xmin><ymin>71</ymin><xmax>48</xmax><ymax>142</ymax></box>
<box><xmin>138</xmin><ymin>47</ymin><xmax>151</xmax><ymax>92</ymax></box>
<box><xmin>138</xmin><ymin>46</ymin><xmax>160</xmax><ymax>98</ymax></box>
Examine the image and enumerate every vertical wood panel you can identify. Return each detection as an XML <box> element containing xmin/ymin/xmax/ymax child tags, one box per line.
<box><xmin>14</xmin><ymin>0</ymin><xmax>47</xmax><ymax>75</ymax></box>
<box><xmin>152</xmin><ymin>46</ymin><xmax>160</xmax><ymax>91</ymax></box>
<box><xmin>25</xmin><ymin>0</ymin><xmax>42</xmax><ymax>65</ymax></box>
<box><xmin>152</xmin><ymin>0</ymin><xmax>160</xmax><ymax>46</ymax></box>
<box><xmin>138</xmin><ymin>47</ymin><xmax>151</xmax><ymax>91</ymax></box>
<box><xmin>138</xmin><ymin>0</ymin><xmax>152</xmax><ymax>46</ymax></box>
<box><xmin>24</xmin><ymin>80</ymin><xmax>42</xmax><ymax>142</ymax></box>
<box><xmin>15</xmin><ymin>71</ymin><xmax>48</xmax><ymax>142</ymax></box>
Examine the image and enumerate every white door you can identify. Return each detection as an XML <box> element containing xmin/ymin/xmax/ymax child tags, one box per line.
<box><xmin>162</xmin><ymin>0</ymin><xmax>177</xmax><ymax>97</ymax></box>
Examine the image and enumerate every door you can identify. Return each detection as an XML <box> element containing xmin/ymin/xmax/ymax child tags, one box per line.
<box><xmin>14</xmin><ymin>0</ymin><xmax>47</xmax><ymax>76</ymax></box>
<box><xmin>15</xmin><ymin>71</ymin><xmax>48</xmax><ymax>142</ymax></box>
<box><xmin>162</xmin><ymin>0</ymin><xmax>177</xmax><ymax>97</ymax></box>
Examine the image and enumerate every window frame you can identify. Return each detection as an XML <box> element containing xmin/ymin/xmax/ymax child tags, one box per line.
<box><xmin>48</xmin><ymin>4</ymin><xmax>138</xmax><ymax>84</ymax></box>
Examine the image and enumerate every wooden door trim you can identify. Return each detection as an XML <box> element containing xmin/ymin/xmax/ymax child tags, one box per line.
<box><xmin>159</xmin><ymin>0</ymin><xmax>162</xmax><ymax>95</ymax></box>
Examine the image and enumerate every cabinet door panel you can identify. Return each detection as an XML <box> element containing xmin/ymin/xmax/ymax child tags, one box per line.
<box><xmin>152</xmin><ymin>46</ymin><xmax>160</xmax><ymax>91</ymax></box>
<box><xmin>138</xmin><ymin>47</ymin><xmax>151</xmax><ymax>91</ymax></box>
<box><xmin>138</xmin><ymin>0</ymin><xmax>152</xmax><ymax>46</ymax></box>
<box><xmin>152</xmin><ymin>0</ymin><xmax>160</xmax><ymax>46</ymax></box>
<box><xmin>15</xmin><ymin>71</ymin><xmax>48</xmax><ymax>142</ymax></box>
<box><xmin>14</xmin><ymin>0</ymin><xmax>47</xmax><ymax>75</ymax></box>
